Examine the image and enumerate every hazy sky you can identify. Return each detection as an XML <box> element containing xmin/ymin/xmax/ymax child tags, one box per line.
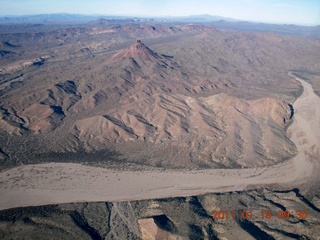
<box><xmin>1</xmin><ymin>0</ymin><xmax>320</xmax><ymax>25</ymax></box>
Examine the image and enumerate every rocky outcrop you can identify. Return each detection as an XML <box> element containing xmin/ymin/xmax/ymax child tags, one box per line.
<box><xmin>0</xmin><ymin>189</ymin><xmax>319</xmax><ymax>239</ymax></box>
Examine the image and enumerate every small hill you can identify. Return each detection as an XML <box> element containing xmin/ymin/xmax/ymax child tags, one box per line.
<box><xmin>21</xmin><ymin>103</ymin><xmax>64</xmax><ymax>134</ymax></box>
<box><xmin>0</xmin><ymin>80</ymin><xmax>80</xmax><ymax>135</ymax></box>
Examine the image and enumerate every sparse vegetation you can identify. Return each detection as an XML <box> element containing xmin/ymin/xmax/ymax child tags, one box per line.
<box><xmin>0</xmin><ymin>15</ymin><xmax>320</xmax><ymax>240</ymax></box>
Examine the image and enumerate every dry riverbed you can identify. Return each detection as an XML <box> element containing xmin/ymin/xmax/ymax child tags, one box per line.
<box><xmin>0</xmin><ymin>73</ymin><xmax>319</xmax><ymax>210</ymax></box>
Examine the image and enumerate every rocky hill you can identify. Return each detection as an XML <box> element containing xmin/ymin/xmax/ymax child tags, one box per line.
<box><xmin>0</xmin><ymin>36</ymin><xmax>306</xmax><ymax>169</ymax></box>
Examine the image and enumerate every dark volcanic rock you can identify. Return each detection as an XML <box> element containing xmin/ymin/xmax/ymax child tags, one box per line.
<box><xmin>0</xmin><ymin>189</ymin><xmax>319</xmax><ymax>239</ymax></box>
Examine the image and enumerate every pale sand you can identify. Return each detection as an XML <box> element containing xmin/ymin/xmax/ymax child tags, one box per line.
<box><xmin>0</xmin><ymin>72</ymin><xmax>318</xmax><ymax>210</ymax></box>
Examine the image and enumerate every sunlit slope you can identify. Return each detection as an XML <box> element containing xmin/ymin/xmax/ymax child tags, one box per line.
<box><xmin>2</xmin><ymin>26</ymin><xmax>319</xmax><ymax>169</ymax></box>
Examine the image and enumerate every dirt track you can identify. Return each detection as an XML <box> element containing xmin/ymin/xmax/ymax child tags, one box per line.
<box><xmin>0</xmin><ymin>72</ymin><xmax>318</xmax><ymax>210</ymax></box>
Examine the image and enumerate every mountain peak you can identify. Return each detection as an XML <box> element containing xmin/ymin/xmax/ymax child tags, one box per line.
<box><xmin>129</xmin><ymin>39</ymin><xmax>148</xmax><ymax>51</ymax></box>
<box><xmin>111</xmin><ymin>40</ymin><xmax>160</xmax><ymax>61</ymax></box>
<box><xmin>133</xmin><ymin>39</ymin><xmax>142</xmax><ymax>45</ymax></box>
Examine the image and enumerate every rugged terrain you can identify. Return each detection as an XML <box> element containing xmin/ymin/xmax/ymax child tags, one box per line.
<box><xmin>1</xmin><ymin>22</ymin><xmax>319</xmax><ymax>169</ymax></box>
<box><xmin>1</xmin><ymin>18</ymin><xmax>320</xmax><ymax>239</ymax></box>
<box><xmin>0</xmin><ymin>188</ymin><xmax>319</xmax><ymax>239</ymax></box>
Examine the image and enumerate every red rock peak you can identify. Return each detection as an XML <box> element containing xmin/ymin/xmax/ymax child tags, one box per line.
<box><xmin>111</xmin><ymin>40</ymin><xmax>160</xmax><ymax>61</ymax></box>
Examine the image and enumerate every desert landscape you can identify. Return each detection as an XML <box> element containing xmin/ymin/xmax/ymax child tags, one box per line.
<box><xmin>0</xmin><ymin>8</ymin><xmax>320</xmax><ymax>240</ymax></box>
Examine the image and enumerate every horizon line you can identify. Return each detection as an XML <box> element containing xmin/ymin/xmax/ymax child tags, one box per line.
<box><xmin>0</xmin><ymin>12</ymin><xmax>318</xmax><ymax>27</ymax></box>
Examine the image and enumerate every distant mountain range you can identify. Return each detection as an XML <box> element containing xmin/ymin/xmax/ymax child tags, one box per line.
<box><xmin>0</xmin><ymin>13</ymin><xmax>317</xmax><ymax>26</ymax></box>
<box><xmin>0</xmin><ymin>13</ymin><xmax>319</xmax><ymax>38</ymax></box>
